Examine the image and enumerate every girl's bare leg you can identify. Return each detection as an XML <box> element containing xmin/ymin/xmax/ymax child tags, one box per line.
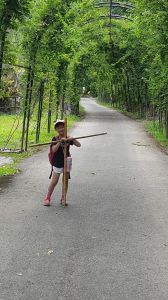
<box><xmin>44</xmin><ymin>173</ymin><xmax>60</xmax><ymax>206</ymax></box>
<box><xmin>46</xmin><ymin>173</ymin><xmax>60</xmax><ymax>199</ymax></box>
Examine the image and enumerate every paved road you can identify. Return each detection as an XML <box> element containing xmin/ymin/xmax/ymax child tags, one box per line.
<box><xmin>0</xmin><ymin>98</ymin><xmax>168</xmax><ymax>300</ymax></box>
<box><xmin>0</xmin><ymin>156</ymin><xmax>13</xmax><ymax>167</ymax></box>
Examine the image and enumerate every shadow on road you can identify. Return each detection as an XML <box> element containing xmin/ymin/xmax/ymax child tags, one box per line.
<box><xmin>0</xmin><ymin>175</ymin><xmax>14</xmax><ymax>193</ymax></box>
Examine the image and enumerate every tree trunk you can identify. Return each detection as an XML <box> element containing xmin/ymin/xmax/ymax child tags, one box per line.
<box><xmin>61</xmin><ymin>89</ymin><xmax>65</xmax><ymax>119</ymax></box>
<box><xmin>153</xmin><ymin>104</ymin><xmax>156</xmax><ymax>126</ymax></box>
<box><xmin>21</xmin><ymin>66</ymin><xmax>31</xmax><ymax>152</ymax></box>
<box><xmin>25</xmin><ymin>68</ymin><xmax>34</xmax><ymax>151</ymax></box>
<box><xmin>36</xmin><ymin>80</ymin><xmax>45</xmax><ymax>143</ymax></box>
<box><xmin>165</xmin><ymin>110</ymin><xmax>168</xmax><ymax>139</ymax></box>
<box><xmin>0</xmin><ymin>30</ymin><xmax>6</xmax><ymax>84</ymax></box>
<box><xmin>56</xmin><ymin>100</ymin><xmax>59</xmax><ymax>120</ymax></box>
<box><xmin>48</xmin><ymin>90</ymin><xmax>53</xmax><ymax>133</ymax></box>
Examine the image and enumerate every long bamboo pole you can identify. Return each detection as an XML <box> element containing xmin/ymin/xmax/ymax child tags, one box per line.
<box><xmin>30</xmin><ymin>132</ymin><xmax>107</xmax><ymax>147</ymax></box>
<box><xmin>63</xmin><ymin>118</ymin><xmax>68</xmax><ymax>207</ymax></box>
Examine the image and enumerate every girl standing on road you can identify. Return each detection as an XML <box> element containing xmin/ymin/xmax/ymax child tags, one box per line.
<box><xmin>44</xmin><ymin>120</ymin><xmax>81</xmax><ymax>206</ymax></box>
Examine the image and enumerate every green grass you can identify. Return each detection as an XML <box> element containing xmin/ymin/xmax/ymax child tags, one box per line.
<box><xmin>0</xmin><ymin>106</ymin><xmax>84</xmax><ymax>177</ymax></box>
<box><xmin>0</xmin><ymin>151</ymin><xmax>32</xmax><ymax>176</ymax></box>
<box><xmin>79</xmin><ymin>104</ymin><xmax>86</xmax><ymax>118</ymax></box>
<box><xmin>145</xmin><ymin>121</ymin><xmax>168</xmax><ymax>149</ymax></box>
<box><xmin>0</xmin><ymin>113</ymin><xmax>81</xmax><ymax>149</ymax></box>
<box><xmin>0</xmin><ymin>165</ymin><xmax>18</xmax><ymax>176</ymax></box>
<box><xmin>97</xmin><ymin>100</ymin><xmax>113</xmax><ymax>109</ymax></box>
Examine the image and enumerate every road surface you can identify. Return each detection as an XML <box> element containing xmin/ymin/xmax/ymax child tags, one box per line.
<box><xmin>0</xmin><ymin>98</ymin><xmax>168</xmax><ymax>300</ymax></box>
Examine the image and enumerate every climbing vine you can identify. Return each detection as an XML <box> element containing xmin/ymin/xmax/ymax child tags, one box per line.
<box><xmin>0</xmin><ymin>0</ymin><xmax>168</xmax><ymax>151</ymax></box>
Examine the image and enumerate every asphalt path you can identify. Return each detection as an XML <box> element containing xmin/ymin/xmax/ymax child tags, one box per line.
<box><xmin>0</xmin><ymin>98</ymin><xmax>168</xmax><ymax>300</ymax></box>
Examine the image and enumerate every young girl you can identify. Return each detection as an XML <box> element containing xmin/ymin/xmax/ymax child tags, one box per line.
<box><xmin>44</xmin><ymin>120</ymin><xmax>81</xmax><ymax>206</ymax></box>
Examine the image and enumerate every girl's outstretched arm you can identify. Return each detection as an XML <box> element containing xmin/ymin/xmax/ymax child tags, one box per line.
<box><xmin>67</xmin><ymin>137</ymin><xmax>81</xmax><ymax>147</ymax></box>
<box><xmin>73</xmin><ymin>139</ymin><xmax>81</xmax><ymax>147</ymax></box>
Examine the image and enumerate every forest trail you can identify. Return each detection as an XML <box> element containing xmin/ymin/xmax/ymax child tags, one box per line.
<box><xmin>0</xmin><ymin>97</ymin><xmax>168</xmax><ymax>300</ymax></box>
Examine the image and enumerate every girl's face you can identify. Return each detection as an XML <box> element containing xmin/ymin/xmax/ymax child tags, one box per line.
<box><xmin>56</xmin><ymin>124</ymin><xmax>64</xmax><ymax>136</ymax></box>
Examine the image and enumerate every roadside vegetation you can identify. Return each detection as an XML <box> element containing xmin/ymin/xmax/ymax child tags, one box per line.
<box><xmin>0</xmin><ymin>0</ymin><xmax>168</xmax><ymax>176</ymax></box>
<box><xmin>0</xmin><ymin>111</ymin><xmax>83</xmax><ymax>176</ymax></box>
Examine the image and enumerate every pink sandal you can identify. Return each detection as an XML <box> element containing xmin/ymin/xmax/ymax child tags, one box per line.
<box><xmin>61</xmin><ymin>197</ymin><xmax>68</xmax><ymax>207</ymax></box>
<box><xmin>44</xmin><ymin>197</ymin><xmax>51</xmax><ymax>206</ymax></box>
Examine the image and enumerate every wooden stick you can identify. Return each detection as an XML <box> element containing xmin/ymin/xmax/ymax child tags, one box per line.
<box><xmin>68</xmin><ymin>132</ymin><xmax>107</xmax><ymax>141</ymax></box>
<box><xmin>30</xmin><ymin>132</ymin><xmax>107</xmax><ymax>147</ymax></box>
<box><xmin>63</xmin><ymin>118</ymin><xmax>68</xmax><ymax>207</ymax></box>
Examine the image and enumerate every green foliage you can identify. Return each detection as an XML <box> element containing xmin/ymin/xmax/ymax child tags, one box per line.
<box><xmin>0</xmin><ymin>0</ymin><xmax>168</xmax><ymax>149</ymax></box>
<box><xmin>0</xmin><ymin>112</ymin><xmax>82</xmax><ymax>176</ymax></box>
<box><xmin>0</xmin><ymin>0</ymin><xmax>30</xmax><ymax>29</ymax></box>
<box><xmin>145</xmin><ymin>121</ymin><xmax>168</xmax><ymax>149</ymax></box>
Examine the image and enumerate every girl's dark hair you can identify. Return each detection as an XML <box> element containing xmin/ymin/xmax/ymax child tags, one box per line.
<box><xmin>54</xmin><ymin>122</ymin><xmax>64</xmax><ymax>130</ymax></box>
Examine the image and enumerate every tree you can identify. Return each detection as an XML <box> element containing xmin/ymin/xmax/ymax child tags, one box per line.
<box><xmin>0</xmin><ymin>0</ymin><xmax>30</xmax><ymax>83</ymax></box>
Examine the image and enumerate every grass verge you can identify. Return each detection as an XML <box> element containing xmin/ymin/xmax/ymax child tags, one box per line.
<box><xmin>0</xmin><ymin>106</ymin><xmax>85</xmax><ymax>177</ymax></box>
<box><xmin>0</xmin><ymin>152</ymin><xmax>32</xmax><ymax>176</ymax></box>
<box><xmin>145</xmin><ymin>121</ymin><xmax>168</xmax><ymax>150</ymax></box>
